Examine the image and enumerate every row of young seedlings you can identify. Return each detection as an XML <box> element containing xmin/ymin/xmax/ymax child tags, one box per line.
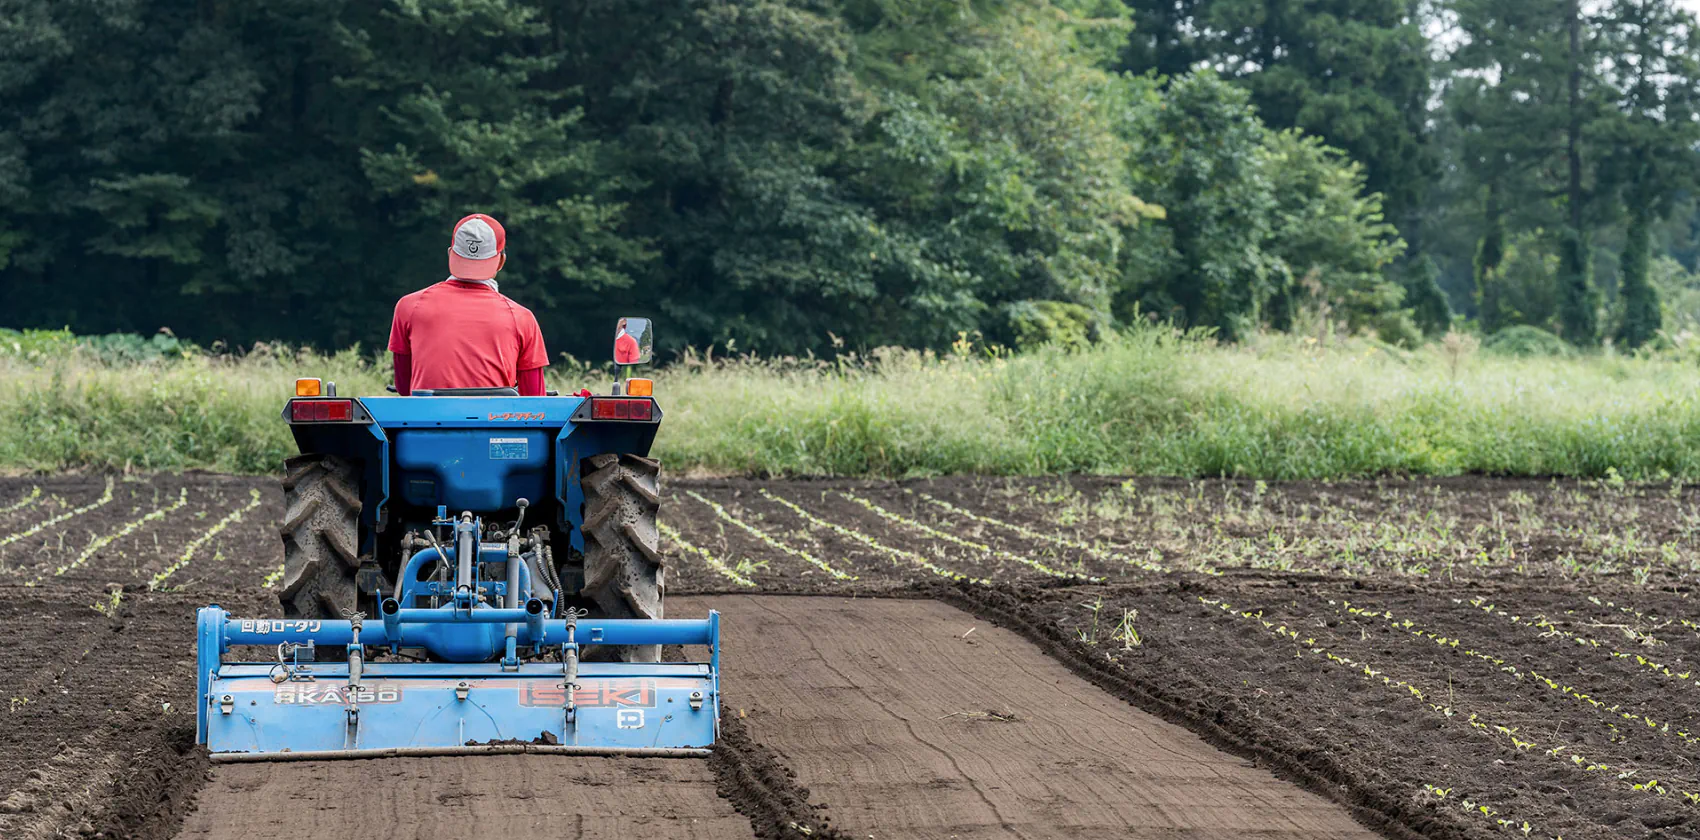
<box><xmin>0</xmin><ymin>486</ymin><xmax>41</xmax><ymax>515</ymax></box>
<box><xmin>840</xmin><ymin>491</ymin><xmax>1086</xmax><ymax>580</ymax></box>
<box><xmin>148</xmin><ymin>488</ymin><xmax>264</xmax><ymax>590</ymax></box>
<box><xmin>1200</xmin><ymin>595</ymin><xmax>1696</xmax><ymax>826</ymax></box>
<box><xmin>1576</xmin><ymin>594</ymin><xmax>1700</xmax><ymax>645</ymax></box>
<box><xmin>913</xmin><ymin>491</ymin><xmax>1173</xmax><ymax>574</ymax></box>
<box><xmin>1463</xmin><ymin>597</ymin><xmax>1700</xmax><ymax>693</ymax></box>
<box><xmin>757</xmin><ymin>488</ymin><xmax>984</xmax><ymax>582</ymax></box>
<box><xmin>683</xmin><ymin>491</ymin><xmax>855</xmax><ymax>581</ymax></box>
<box><xmin>1419</xmin><ymin>782</ymin><xmax>1543</xmax><ymax>836</ymax></box>
<box><xmin>657</xmin><ymin>520</ymin><xmax>757</xmax><ymax>588</ymax></box>
<box><xmin>44</xmin><ymin>488</ymin><xmax>190</xmax><ymax>582</ymax></box>
<box><xmin>1329</xmin><ymin>599</ymin><xmax>1697</xmax><ymax>749</ymax></box>
<box><xmin>0</xmin><ymin>478</ymin><xmax>115</xmax><ymax>552</ymax></box>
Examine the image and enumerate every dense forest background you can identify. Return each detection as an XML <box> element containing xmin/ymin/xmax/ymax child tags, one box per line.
<box><xmin>2</xmin><ymin>0</ymin><xmax>1698</xmax><ymax>360</ymax></box>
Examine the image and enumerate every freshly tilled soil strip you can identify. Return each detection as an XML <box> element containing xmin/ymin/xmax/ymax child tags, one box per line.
<box><xmin>840</xmin><ymin>490</ymin><xmax>1081</xmax><ymax>579</ymax></box>
<box><xmin>759</xmin><ymin>489</ymin><xmax>981</xmax><ymax>582</ymax></box>
<box><xmin>695</xmin><ymin>592</ymin><xmax>1378</xmax><ymax>839</ymax></box>
<box><xmin>148</xmin><ymin>488</ymin><xmax>263</xmax><ymax>590</ymax></box>
<box><xmin>661</xmin><ymin>519</ymin><xmax>757</xmax><ymax>588</ymax></box>
<box><xmin>923</xmin><ymin>580</ymin><xmax>1480</xmax><ymax>840</ymax></box>
<box><xmin>0</xmin><ymin>476</ymin><xmax>113</xmax><ymax>550</ymax></box>
<box><xmin>686</xmin><ymin>490</ymin><xmax>855</xmax><ymax>580</ymax></box>
<box><xmin>1205</xmin><ymin>596</ymin><xmax>1700</xmax><ymax>813</ymax></box>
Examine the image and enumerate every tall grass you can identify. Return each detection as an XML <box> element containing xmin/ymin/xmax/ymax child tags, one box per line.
<box><xmin>3</xmin><ymin>329</ymin><xmax>1697</xmax><ymax>478</ymax></box>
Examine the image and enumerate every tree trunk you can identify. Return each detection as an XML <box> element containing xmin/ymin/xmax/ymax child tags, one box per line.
<box><xmin>1474</xmin><ymin>181</ymin><xmax>1506</xmax><ymax>331</ymax></box>
<box><xmin>1616</xmin><ymin>197</ymin><xmax>1660</xmax><ymax>349</ymax></box>
<box><xmin>1557</xmin><ymin>0</ymin><xmax>1599</xmax><ymax>345</ymax></box>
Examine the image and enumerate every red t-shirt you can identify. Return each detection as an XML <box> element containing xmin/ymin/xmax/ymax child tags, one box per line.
<box><xmin>388</xmin><ymin>281</ymin><xmax>549</xmax><ymax>390</ymax></box>
<box><xmin>615</xmin><ymin>332</ymin><xmax>640</xmax><ymax>364</ymax></box>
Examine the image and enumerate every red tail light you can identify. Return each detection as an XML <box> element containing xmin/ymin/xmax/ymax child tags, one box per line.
<box><xmin>590</xmin><ymin>398</ymin><xmax>654</xmax><ymax>421</ymax></box>
<box><xmin>292</xmin><ymin>399</ymin><xmax>354</xmax><ymax>422</ymax></box>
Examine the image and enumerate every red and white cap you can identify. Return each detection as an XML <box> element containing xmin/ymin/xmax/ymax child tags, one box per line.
<box><xmin>448</xmin><ymin>214</ymin><xmax>506</xmax><ymax>281</ymax></box>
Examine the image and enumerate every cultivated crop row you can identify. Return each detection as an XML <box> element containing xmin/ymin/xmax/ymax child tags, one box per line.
<box><xmin>40</xmin><ymin>488</ymin><xmax>188</xmax><ymax>582</ymax></box>
<box><xmin>757</xmin><ymin>489</ymin><xmax>982</xmax><ymax>582</ymax></box>
<box><xmin>1571</xmin><ymin>594</ymin><xmax>1700</xmax><ymax>646</ymax></box>
<box><xmin>1329</xmin><ymin>598</ymin><xmax>1697</xmax><ymax>749</ymax></box>
<box><xmin>657</xmin><ymin>520</ymin><xmax>756</xmax><ymax>588</ymax></box>
<box><xmin>915</xmin><ymin>491</ymin><xmax>1171</xmax><ymax>573</ymax></box>
<box><xmin>0</xmin><ymin>478</ymin><xmax>114</xmax><ymax>552</ymax></box>
<box><xmin>148</xmin><ymin>488</ymin><xmax>264</xmax><ymax>590</ymax></box>
<box><xmin>0</xmin><ymin>487</ymin><xmax>40</xmax><ymax>515</ymax></box>
<box><xmin>1464</xmin><ymin>597</ymin><xmax>1700</xmax><ymax>692</ymax></box>
<box><xmin>683</xmin><ymin>491</ymin><xmax>855</xmax><ymax>581</ymax></box>
<box><xmin>1202</xmin><ymin>596</ymin><xmax>1700</xmax><ymax>819</ymax></box>
<box><xmin>840</xmin><ymin>491</ymin><xmax>1082</xmax><ymax>579</ymax></box>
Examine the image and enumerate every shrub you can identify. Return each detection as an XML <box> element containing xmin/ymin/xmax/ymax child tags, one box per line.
<box><xmin>1482</xmin><ymin>325</ymin><xmax>1574</xmax><ymax>358</ymax></box>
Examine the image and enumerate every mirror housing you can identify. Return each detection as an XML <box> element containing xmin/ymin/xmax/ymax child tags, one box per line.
<box><xmin>614</xmin><ymin>317</ymin><xmax>654</xmax><ymax>366</ymax></box>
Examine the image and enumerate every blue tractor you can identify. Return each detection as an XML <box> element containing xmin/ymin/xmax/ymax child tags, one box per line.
<box><xmin>194</xmin><ymin>318</ymin><xmax>722</xmax><ymax>760</ymax></box>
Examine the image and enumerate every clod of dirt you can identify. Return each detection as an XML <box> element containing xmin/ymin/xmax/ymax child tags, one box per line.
<box><xmin>0</xmin><ymin>791</ymin><xmax>35</xmax><ymax>814</ymax></box>
<box><xmin>463</xmin><ymin>731</ymin><xmax>561</xmax><ymax>747</ymax></box>
<box><xmin>937</xmin><ymin>709</ymin><xmax>1020</xmax><ymax>723</ymax></box>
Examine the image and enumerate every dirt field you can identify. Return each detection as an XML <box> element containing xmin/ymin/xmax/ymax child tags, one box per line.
<box><xmin>1</xmin><ymin>472</ymin><xmax>1697</xmax><ymax>839</ymax></box>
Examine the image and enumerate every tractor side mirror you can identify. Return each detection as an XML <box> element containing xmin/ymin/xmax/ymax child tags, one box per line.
<box><xmin>614</xmin><ymin>317</ymin><xmax>653</xmax><ymax>366</ymax></box>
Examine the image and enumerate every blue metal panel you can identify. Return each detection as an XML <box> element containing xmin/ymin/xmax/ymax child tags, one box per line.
<box><xmin>203</xmin><ymin>662</ymin><xmax>718</xmax><ymax>755</ymax></box>
<box><xmin>221</xmin><ymin>616</ymin><xmax>717</xmax><ymax>649</ymax></box>
<box><xmin>196</xmin><ymin>605</ymin><xmax>723</xmax><ymax>755</ymax></box>
<box><xmin>393</xmin><ymin>428</ymin><xmax>552</xmax><ymax>512</ymax></box>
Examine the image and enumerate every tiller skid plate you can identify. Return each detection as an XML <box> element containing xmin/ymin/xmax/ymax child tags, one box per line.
<box><xmin>195</xmin><ymin>606</ymin><xmax>721</xmax><ymax>761</ymax></box>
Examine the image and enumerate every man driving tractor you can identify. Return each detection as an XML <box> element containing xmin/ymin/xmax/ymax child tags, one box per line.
<box><xmin>388</xmin><ymin>213</ymin><xmax>550</xmax><ymax>395</ymax></box>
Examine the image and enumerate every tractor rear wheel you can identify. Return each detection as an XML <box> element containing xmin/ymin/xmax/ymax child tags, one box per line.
<box><xmin>278</xmin><ymin>454</ymin><xmax>363</xmax><ymax>625</ymax></box>
<box><xmin>580</xmin><ymin>453</ymin><xmax>664</xmax><ymax>662</ymax></box>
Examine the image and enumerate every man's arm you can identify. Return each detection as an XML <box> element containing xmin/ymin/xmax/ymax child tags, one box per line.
<box><xmin>514</xmin><ymin>306</ymin><xmax>549</xmax><ymax>396</ymax></box>
<box><xmin>394</xmin><ymin>353</ymin><xmax>414</xmax><ymax>396</ymax></box>
<box><xmin>388</xmin><ymin>295</ymin><xmax>415</xmax><ymax>395</ymax></box>
<box><xmin>517</xmin><ymin>367</ymin><xmax>545</xmax><ymax>397</ymax></box>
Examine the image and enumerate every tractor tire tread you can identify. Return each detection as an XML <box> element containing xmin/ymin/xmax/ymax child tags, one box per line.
<box><xmin>579</xmin><ymin>453</ymin><xmax>664</xmax><ymax>663</ymax></box>
<box><xmin>279</xmin><ymin>454</ymin><xmax>363</xmax><ymax>626</ymax></box>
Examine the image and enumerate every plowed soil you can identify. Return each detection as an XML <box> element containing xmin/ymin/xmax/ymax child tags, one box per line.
<box><xmin>178</xmin><ymin>756</ymin><xmax>753</xmax><ymax>839</ymax></box>
<box><xmin>2</xmin><ymin>472</ymin><xmax>1696</xmax><ymax>840</ymax></box>
<box><xmin>683</xmin><ymin>594</ymin><xmax>1377</xmax><ymax>839</ymax></box>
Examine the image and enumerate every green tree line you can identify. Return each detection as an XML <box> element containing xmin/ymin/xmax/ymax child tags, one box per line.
<box><xmin>2</xmin><ymin>0</ymin><xmax>1698</xmax><ymax>358</ymax></box>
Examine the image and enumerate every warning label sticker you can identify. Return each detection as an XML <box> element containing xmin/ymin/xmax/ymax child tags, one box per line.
<box><xmin>489</xmin><ymin>437</ymin><xmax>529</xmax><ymax>460</ymax></box>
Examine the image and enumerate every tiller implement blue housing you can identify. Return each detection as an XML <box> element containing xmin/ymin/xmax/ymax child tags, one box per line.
<box><xmin>196</xmin><ymin>361</ymin><xmax>715</xmax><ymax>760</ymax></box>
<box><xmin>196</xmin><ymin>603</ymin><xmax>721</xmax><ymax>760</ymax></box>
